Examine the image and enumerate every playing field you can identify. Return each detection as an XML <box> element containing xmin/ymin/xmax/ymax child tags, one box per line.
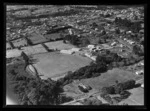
<box><xmin>32</xmin><ymin>52</ymin><xmax>92</xmax><ymax>79</ymax></box>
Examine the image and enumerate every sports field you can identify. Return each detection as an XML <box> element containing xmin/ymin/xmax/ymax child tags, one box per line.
<box><xmin>32</xmin><ymin>52</ymin><xmax>92</xmax><ymax>79</ymax></box>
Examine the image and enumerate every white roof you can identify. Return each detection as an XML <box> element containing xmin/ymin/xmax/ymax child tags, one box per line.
<box><xmin>71</xmin><ymin>48</ymin><xmax>80</xmax><ymax>51</ymax></box>
<box><xmin>60</xmin><ymin>50</ymin><xmax>74</xmax><ymax>54</ymax></box>
<box><xmin>28</xmin><ymin>65</ymin><xmax>36</xmax><ymax>74</ymax></box>
<box><xmin>141</xmin><ymin>84</ymin><xmax>144</xmax><ymax>88</ymax></box>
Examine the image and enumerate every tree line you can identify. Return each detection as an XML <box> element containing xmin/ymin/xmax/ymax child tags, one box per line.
<box><xmin>57</xmin><ymin>50</ymin><xmax>143</xmax><ymax>86</ymax></box>
<box><xmin>114</xmin><ymin>17</ymin><xmax>141</xmax><ymax>33</ymax></box>
<box><xmin>7</xmin><ymin>61</ymin><xmax>73</xmax><ymax>105</ymax></box>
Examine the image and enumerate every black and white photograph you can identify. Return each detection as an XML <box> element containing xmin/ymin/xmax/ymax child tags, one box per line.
<box><xmin>5</xmin><ymin>5</ymin><xmax>145</xmax><ymax>106</ymax></box>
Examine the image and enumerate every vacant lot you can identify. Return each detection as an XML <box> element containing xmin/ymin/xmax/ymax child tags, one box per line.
<box><xmin>44</xmin><ymin>40</ymin><xmax>75</xmax><ymax>50</ymax></box>
<box><xmin>32</xmin><ymin>52</ymin><xmax>92</xmax><ymax>79</ymax></box>
<box><xmin>79</xmin><ymin>68</ymin><xmax>138</xmax><ymax>91</ymax></box>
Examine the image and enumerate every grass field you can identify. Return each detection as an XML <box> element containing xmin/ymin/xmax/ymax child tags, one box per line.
<box><xmin>22</xmin><ymin>44</ymin><xmax>47</xmax><ymax>55</ymax></box>
<box><xmin>32</xmin><ymin>52</ymin><xmax>92</xmax><ymax>79</ymax></box>
<box><xmin>11</xmin><ymin>38</ymin><xmax>28</xmax><ymax>48</ymax></box>
<box><xmin>79</xmin><ymin>68</ymin><xmax>138</xmax><ymax>90</ymax></box>
<box><xmin>63</xmin><ymin>68</ymin><xmax>143</xmax><ymax>105</ymax></box>
<box><xmin>119</xmin><ymin>87</ymin><xmax>144</xmax><ymax>105</ymax></box>
<box><xmin>6</xmin><ymin>49</ymin><xmax>22</xmax><ymax>58</ymax></box>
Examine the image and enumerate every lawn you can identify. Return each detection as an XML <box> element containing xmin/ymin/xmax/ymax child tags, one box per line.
<box><xmin>32</xmin><ymin>52</ymin><xmax>92</xmax><ymax>79</ymax></box>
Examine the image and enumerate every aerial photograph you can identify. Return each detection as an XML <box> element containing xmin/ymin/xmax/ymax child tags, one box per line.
<box><xmin>6</xmin><ymin>5</ymin><xmax>144</xmax><ymax>106</ymax></box>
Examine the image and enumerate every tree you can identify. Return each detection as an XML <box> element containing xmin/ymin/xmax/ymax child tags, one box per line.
<box><xmin>114</xmin><ymin>83</ymin><xmax>124</xmax><ymax>94</ymax></box>
<box><xmin>27</xmin><ymin>88</ymin><xmax>39</xmax><ymax>105</ymax></box>
<box><xmin>115</xmin><ymin>28</ymin><xmax>120</xmax><ymax>34</ymax></box>
<box><xmin>81</xmin><ymin>38</ymin><xmax>90</xmax><ymax>46</ymax></box>
<box><xmin>120</xmin><ymin>91</ymin><xmax>131</xmax><ymax>99</ymax></box>
<box><xmin>9</xmin><ymin>69</ymin><xmax>17</xmax><ymax>76</ymax></box>
<box><xmin>101</xmin><ymin>86</ymin><xmax>115</xmax><ymax>94</ymax></box>
<box><xmin>121</xmin><ymin>79</ymin><xmax>136</xmax><ymax>90</ymax></box>
<box><xmin>115</xmin><ymin>80</ymin><xmax>119</xmax><ymax>85</ymax></box>
<box><xmin>63</xmin><ymin>39</ymin><xmax>66</xmax><ymax>43</ymax></box>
